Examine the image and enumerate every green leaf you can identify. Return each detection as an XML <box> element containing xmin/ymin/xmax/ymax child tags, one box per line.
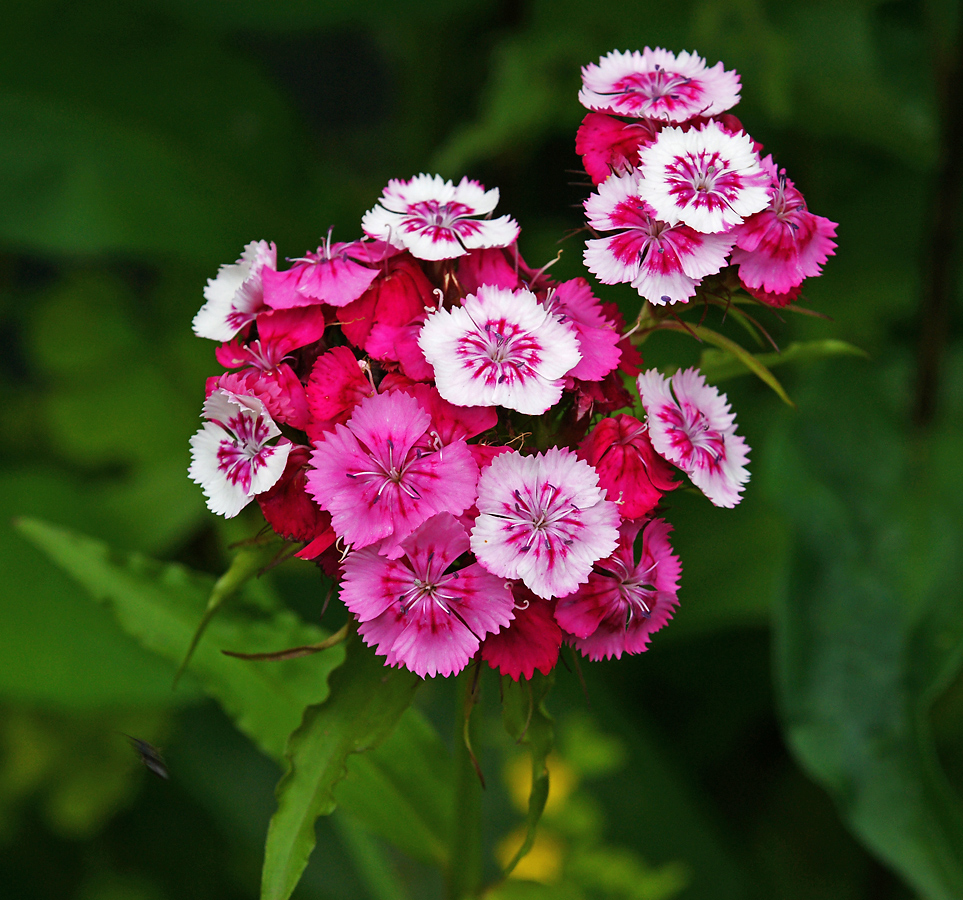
<box><xmin>335</xmin><ymin>709</ymin><xmax>453</xmax><ymax>865</ymax></box>
<box><xmin>14</xmin><ymin>517</ymin><xmax>340</xmax><ymax>760</ymax></box>
<box><xmin>767</xmin><ymin>365</ymin><xmax>963</xmax><ymax>899</ymax></box>
<box><xmin>500</xmin><ymin>672</ymin><xmax>556</xmax><ymax>878</ymax></box>
<box><xmin>690</xmin><ymin>324</ymin><xmax>794</xmax><ymax>406</ymax></box>
<box><xmin>698</xmin><ymin>339</ymin><xmax>868</xmax><ymax>384</ymax></box>
<box><xmin>260</xmin><ymin>630</ymin><xmax>419</xmax><ymax>900</ymax></box>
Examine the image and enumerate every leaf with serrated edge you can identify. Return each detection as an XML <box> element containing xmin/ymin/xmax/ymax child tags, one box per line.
<box><xmin>261</xmin><ymin>630</ymin><xmax>419</xmax><ymax>900</ymax></box>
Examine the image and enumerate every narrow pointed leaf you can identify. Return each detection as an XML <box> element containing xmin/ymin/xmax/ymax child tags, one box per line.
<box><xmin>699</xmin><ymin>339</ymin><xmax>868</xmax><ymax>383</ymax></box>
<box><xmin>261</xmin><ymin>631</ymin><xmax>419</xmax><ymax>900</ymax></box>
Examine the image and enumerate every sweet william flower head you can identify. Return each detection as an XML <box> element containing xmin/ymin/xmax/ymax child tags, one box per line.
<box><xmin>470</xmin><ymin>448</ymin><xmax>620</xmax><ymax>600</ymax></box>
<box><xmin>362</xmin><ymin>174</ymin><xmax>520</xmax><ymax>261</ymax></box>
<box><xmin>637</xmin><ymin>367</ymin><xmax>750</xmax><ymax>507</ymax></box>
<box><xmin>192</xmin><ymin>241</ymin><xmax>276</xmax><ymax>341</ymax></box>
<box><xmin>579</xmin><ymin>48</ymin><xmax>741</xmax><ymax>122</ymax></box>
<box><xmin>188</xmin><ymin>389</ymin><xmax>291</xmax><ymax>518</ymax></box>
<box><xmin>419</xmin><ymin>285</ymin><xmax>582</xmax><ymax>415</ymax></box>
<box><xmin>637</xmin><ymin>122</ymin><xmax>770</xmax><ymax>234</ymax></box>
<box><xmin>343</xmin><ymin>513</ymin><xmax>515</xmax><ymax>679</ymax></box>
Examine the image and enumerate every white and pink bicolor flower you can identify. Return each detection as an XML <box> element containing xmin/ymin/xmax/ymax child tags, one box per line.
<box><xmin>362</xmin><ymin>174</ymin><xmax>519</xmax><ymax>261</ymax></box>
<box><xmin>579</xmin><ymin>48</ymin><xmax>741</xmax><ymax>122</ymax></box>
<box><xmin>470</xmin><ymin>448</ymin><xmax>620</xmax><ymax>600</ymax></box>
<box><xmin>342</xmin><ymin>513</ymin><xmax>515</xmax><ymax>679</ymax></box>
<box><xmin>584</xmin><ymin>172</ymin><xmax>735</xmax><ymax>304</ymax></box>
<box><xmin>637</xmin><ymin>367</ymin><xmax>750</xmax><ymax>508</ymax></box>
<box><xmin>419</xmin><ymin>285</ymin><xmax>582</xmax><ymax>415</ymax></box>
<box><xmin>188</xmin><ymin>389</ymin><xmax>291</xmax><ymax>518</ymax></box>
<box><xmin>637</xmin><ymin>122</ymin><xmax>770</xmax><ymax>234</ymax></box>
<box><xmin>192</xmin><ymin>240</ymin><xmax>276</xmax><ymax>341</ymax></box>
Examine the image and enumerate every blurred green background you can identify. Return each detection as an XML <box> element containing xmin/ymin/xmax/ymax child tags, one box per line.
<box><xmin>2</xmin><ymin>0</ymin><xmax>962</xmax><ymax>897</ymax></box>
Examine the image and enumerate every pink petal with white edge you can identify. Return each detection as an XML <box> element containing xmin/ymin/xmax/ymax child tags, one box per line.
<box><xmin>362</xmin><ymin>174</ymin><xmax>519</xmax><ymax>261</ymax></box>
<box><xmin>344</xmin><ymin>514</ymin><xmax>514</xmax><ymax>678</ymax></box>
<box><xmin>637</xmin><ymin>367</ymin><xmax>750</xmax><ymax>507</ymax></box>
<box><xmin>470</xmin><ymin>448</ymin><xmax>620</xmax><ymax>600</ymax></box>
<box><xmin>188</xmin><ymin>390</ymin><xmax>290</xmax><ymax>517</ymax></box>
<box><xmin>192</xmin><ymin>241</ymin><xmax>276</xmax><ymax>341</ymax></box>
<box><xmin>419</xmin><ymin>285</ymin><xmax>581</xmax><ymax>415</ymax></box>
<box><xmin>638</xmin><ymin>123</ymin><xmax>769</xmax><ymax>234</ymax></box>
<box><xmin>579</xmin><ymin>48</ymin><xmax>740</xmax><ymax>121</ymax></box>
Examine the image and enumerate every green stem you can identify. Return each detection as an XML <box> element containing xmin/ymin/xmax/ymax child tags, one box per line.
<box><xmin>446</xmin><ymin>670</ymin><xmax>483</xmax><ymax>900</ymax></box>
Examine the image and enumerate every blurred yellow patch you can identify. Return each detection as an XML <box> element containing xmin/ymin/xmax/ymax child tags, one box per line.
<box><xmin>496</xmin><ymin>825</ymin><xmax>565</xmax><ymax>883</ymax></box>
<box><xmin>505</xmin><ymin>752</ymin><xmax>578</xmax><ymax>815</ymax></box>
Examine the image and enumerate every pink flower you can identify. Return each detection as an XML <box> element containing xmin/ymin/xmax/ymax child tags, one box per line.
<box><xmin>362</xmin><ymin>174</ymin><xmax>519</xmax><ymax>261</ymax></box>
<box><xmin>575</xmin><ymin>113</ymin><xmax>659</xmax><ymax>185</ymax></box>
<box><xmin>543</xmin><ymin>279</ymin><xmax>621</xmax><ymax>382</ymax></box>
<box><xmin>305</xmin><ymin>346</ymin><xmax>374</xmax><ymax>440</ymax></box>
<box><xmin>578</xmin><ymin>414</ymin><xmax>679</xmax><ymax>519</ymax></box>
<box><xmin>343</xmin><ymin>514</ymin><xmax>515</xmax><ymax>678</ymax></box>
<box><xmin>192</xmin><ymin>241</ymin><xmax>276</xmax><ymax>341</ymax></box>
<box><xmin>579</xmin><ymin>49</ymin><xmax>741</xmax><ymax>122</ymax></box>
<box><xmin>556</xmin><ymin>517</ymin><xmax>680</xmax><ymax>661</ymax></box>
<box><xmin>730</xmin><ymin>155</ymin><xmax>838</xmax><ymax>296</ymax></box>
<box><xmin>419</xmin><ymin>285</ymin><xmax>582</xmax><ymax>414</ymax></box>
<box><xmin>481</xmin><ymin>588</ymin><xmax>562</xmax><ymax>680</ymax></box>
<box><xmin>470</xmin><ymin>448</ymin><xmax>620</xmax><ymax>599</ymax></box>
<box><xmin>637</xmin><ymin>368</ymin><xmax>750</xmax><ymax>507</ymax></box>
<box><xmin>637</xmin><ymin>122</ymin><xmax>770</xmax><ymax>234</ymax></box>
<box><xmin>307</xmin><ymin>391</ymin><xmax>479</xmax><ymax>554</ymax></box>
<box><xmin>584</xmin><ymin>172</ymin><xmax>735</xmax><ymax>304</ymax></box>
<box><xmin>188</xmin><ymin>389</ymin><xmax>291</xmax><ymax>518</ymax></box>
<box><xmin>262</xmin><ymin>235</ymin><xmax>386</xmax><ymax>309</ymax></box>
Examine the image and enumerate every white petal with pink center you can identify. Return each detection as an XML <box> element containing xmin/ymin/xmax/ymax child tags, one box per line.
<box><xmin>579</xmin><ymin>48</ymin><xmax>741</xmax><ymax>121</ymax></box>
<box><xmin>188</xmin><ymin>389</ymin><xmax>291</xmax><ymax>518</ymax></box>
<box><xmin>637</xmin><ymin>368</ymin><xmax>749</xmax><ymax>507</ymax></box>
<box><xmin>583</xmin><ymin>172</ymin><xmax>735</xmax><ymax>304</ymax></box>
<box><xmin>637</xmin><ymin>123</ymin><xmax>770</xmax><ymax>234</ymax></box>
<box><xmin>470</xmin><ymin>448</ymin><xmax>620</xmax><ymax>600</ymax></box>
<box><xmin>419</xmin><ymin>285</ymin><xmax>581</xmax><ymax>415</ymax></box>
<box><xmin>192</xmin><ymin>241</ymin><xmax>276</xmax><ymax>341</ymax></box>
<box><xmin>362</xmin><ymin>174</ymin><xmax>519</xmax><ymax>261</ymax></box>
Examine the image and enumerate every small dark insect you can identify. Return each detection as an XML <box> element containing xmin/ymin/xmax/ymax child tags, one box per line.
<box><xmin>123</xmin><ymin>734</ymin><xmax>169</xmax><ymax>780</ymax></box>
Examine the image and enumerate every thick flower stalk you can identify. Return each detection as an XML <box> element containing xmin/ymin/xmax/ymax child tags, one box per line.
<box><xmin>185</xmin><ymin>47</ymin><xmax>838</xmax><ymax>681</ymax></box>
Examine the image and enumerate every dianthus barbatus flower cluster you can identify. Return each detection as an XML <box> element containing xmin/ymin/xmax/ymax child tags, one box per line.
<box><xmin>187</xmin><ymin>48</ymin><xmax>837</xmax><ymax>680</ymax></box>
<box><xmin>577</xmin><ymin>48</ymin><xmax>837</xmax><ymax>307</ymax></box>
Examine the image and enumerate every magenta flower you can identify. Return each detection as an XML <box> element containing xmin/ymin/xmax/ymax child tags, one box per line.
<box><xmin>361</xmin><ymin>174</ymin><xmax>519</xmax><ymax>261</ymax></box>
<box><xmin>192</xmin><ymin>240</ymin><xmax>276</xmax><ymax>341</ymax></box>
<box><xmin>470</xmin><ymin>448</ymin><xmax>620</xmax><ymax>599</ymax></box>
<box><xmin>584</xmin><ymin>172</ymin><xmax>735</xmax><ymax>304</ymax></box>
<box><xmin>188</xmin><ymin>389</ymin><xmax>291</xmax><ymax>518</ymax></box>
<box><xmin>556</xmin><ymin>517</ymin><xmax>681</xmax><ymax>661</ymax></box>
<box><xmin>262</xmin><ymin>235</ymin><xmax>385</xmax><ymax>309</ymax></box>
<box><xmin>637</xmin><ymin>367</ymin><xmax>750</xmax><ymax>507</ymax></box>
<box><xmin>343</xmin><ymin>513</ymin><xmax>515</xmax><ymax>678</ymax></box>
<box><xmin>579</xmin><ymin>48</ymin><xmax>740</xmax><ymax>122</ymax></box>
<box><xmin>637</xmin><ymin>122</ymin><xmax>770</xmax><ymax>234</ymax></box>
<box><xmin>576</xmin><ymin>112</ymin><xmax>659</xmax><ymax>185</ymax></box>
<box><xmin>481</xmin><ymin>588</ymin><xmax>562</xmax><ymax>680</ymax></box>
<box><xmin>543</xmin><ymin>279</ymin><xmax>622</xmax><ymax>382</ymax></box>
<box><xmin>578</xmin><ymin>414</ymin><xmax>679</xmax><ymax>519</ymax></box>
<box><xmin>307</xmin><ymin>391</ymin><xmax>479</xmax><ymax>553</ymax></box>
<box><xmin>419</xmin><ymin>285</ymin><xmax>582</xmax><ymax>415</ymax></box>
<box><xmin>730</xmin><ymin>155</ymin><xmax>838</xmax><ymax>296</ymax></box>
